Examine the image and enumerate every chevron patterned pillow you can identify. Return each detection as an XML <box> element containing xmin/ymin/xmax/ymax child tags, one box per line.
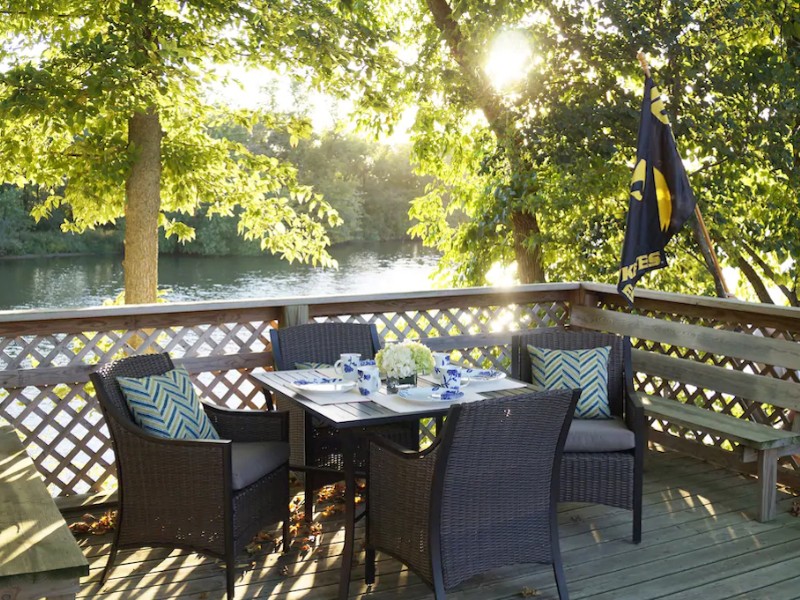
<box><xmin>527</xmin><ymin>345</ymin><xmax>612</xmax><ymax>419</ymax></box>
<box><xmin>294</xmin><ymin>362</ymin><xmax>332</xmax><ymax>370</ymax></box>
<box><xmin>117</xmin><ymin>367</ymin><xmax>220</xmax><ymax>440</ymax></box>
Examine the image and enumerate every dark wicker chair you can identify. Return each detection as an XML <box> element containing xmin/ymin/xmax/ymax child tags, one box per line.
<box><xmin>90</xmin><ymin>353</ymin><xmax>290</xmax><ymax>600</ymax></box>
<box><xmin>270</xmin><ymin>322</ymin><xmax>419</xmax><ymax>521</ymax></box>
<box><xmin>366</xmin><ymin>390</ymin><xmax>580</xmax><ymax>599</ymax></box>
<box><xmin>511</xmin><ymin>327</ymin><xmax>646</xmax><ymax>543</ymax></box>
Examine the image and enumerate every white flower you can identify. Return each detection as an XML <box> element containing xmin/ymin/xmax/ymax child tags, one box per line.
<box><xmin>376</xmin><ymin>341</ymin><xmax>434</xmax><ymax>378</ymax></box>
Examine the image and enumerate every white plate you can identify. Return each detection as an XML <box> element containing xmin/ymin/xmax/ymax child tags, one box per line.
<box><xmin>463</xmin><ymin>368</ymin><xmax>506</xmax><ymax>382</ymax></box>
<box><xmin>398</xmin><ymin>387</ymin><xmax>464</xmax><ymax>402</ymax></box>
<box><xmin>290</xmin><ymin>379</ymin><xmax>356</xmax><ymax>393</ymax></box>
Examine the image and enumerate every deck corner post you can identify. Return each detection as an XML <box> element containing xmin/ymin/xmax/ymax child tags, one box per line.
<box><xmin>280</xmin><ymin>304</ymin><xmax>310</xmax><ymax>328</ymax></box>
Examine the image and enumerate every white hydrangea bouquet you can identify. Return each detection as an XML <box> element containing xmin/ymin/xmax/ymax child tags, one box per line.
<box><xmin>375</xmin><ymin>340</ymin><xmax>434</xmax><ymax>378</ymax></box>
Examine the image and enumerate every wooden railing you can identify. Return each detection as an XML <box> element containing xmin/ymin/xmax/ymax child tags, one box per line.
<box><xmin>0</xmin><ymin>285</ymin><xmax>574</xmax><ymax>501</ymax></box>
<box><xmin>3</xmin><ymin>281</ymin><xmax>800</xmax><ymax>503</ymax></box>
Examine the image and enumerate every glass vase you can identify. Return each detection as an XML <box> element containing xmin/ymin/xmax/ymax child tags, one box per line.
<box><xmin>386</xmin><ymin>373</ymin><xmax>417</xmax><ymax>394</ymax></box>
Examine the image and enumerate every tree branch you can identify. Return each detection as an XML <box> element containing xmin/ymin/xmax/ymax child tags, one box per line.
<box><xmin>740</xmin><ymin>241</ymin><xmax>798</xmax><ymax>305</ymax></box>
<box><xmin>689</xmin><ymin>155</ymin><xmax>731</xmax><ymax>177</ymax></box>
<box><xmin>734</xmin><ymin>252</ymin><xmax>774</xmax><ymax>304</ymax></box>
<box><xmin>423</xmin><ymin>0</ymin><xmax>503</xmax><ymax>130</ymax></box>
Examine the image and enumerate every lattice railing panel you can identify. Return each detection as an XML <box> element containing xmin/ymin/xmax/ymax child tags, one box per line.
<box><xmin>1</xmin><ymin>296</ymin><xmax>572</xmax><ymax>498</ymax></box>
<box><xmin>321</xmin><ymin>301</ymin><xmax>568</xmax><ymax>364</ymax></box>
<box><xmin>0</xmin><ymin>318</ymin><xmax>277</xmax><ymax>497</ymax></box>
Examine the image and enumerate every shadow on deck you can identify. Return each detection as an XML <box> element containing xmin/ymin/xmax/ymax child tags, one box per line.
<box><xmin>70</xmin><ymin>448</ymin><xmax>800</xmax><ymax>600</ymax></box>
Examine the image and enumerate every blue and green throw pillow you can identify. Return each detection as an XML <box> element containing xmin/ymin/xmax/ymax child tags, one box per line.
<box><xmin>527</xmin><ymin>345</ymin><xmax>612</xmax><ymax>419</ymax></box>
<box><xmin>294</xmin><ymin>362</ymin><xmax>332</xmax><ymax>370</ymax></box>
<box><xmin>117</xmin><ymin>366</ymin><xmax>220</xmax><ymax>440</ymax></box>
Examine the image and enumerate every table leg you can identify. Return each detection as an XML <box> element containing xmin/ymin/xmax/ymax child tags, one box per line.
<box><xmin>338</xmin><ymin>430</ymin><xmax>356</xmax><ymax>600</ymax></box>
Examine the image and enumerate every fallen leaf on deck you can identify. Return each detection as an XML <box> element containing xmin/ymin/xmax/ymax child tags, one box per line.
<box><xmin>520</xmin><ymin>586</ymin><xmax>540</xmax><ymax>597</ymax></box>
<box><xmin>68</xmin><ymin>522</ymin><xmax>91</xmax><ymax>534</ymax></box>
<box><xmin>245</xmin><ymin>542</ymin><xmax>262</xmax><ymax>555</ymax></box>
<box><xmin>69</xmin><ymin>510</ymin><xmax>117</xmax><ymax>536</ymax></box>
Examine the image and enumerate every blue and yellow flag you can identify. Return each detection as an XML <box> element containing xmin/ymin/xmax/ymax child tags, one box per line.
<box><xmin>618</xmin><ymin>76</ymin><xmax>696</xmax><ymax>305</ymax></box>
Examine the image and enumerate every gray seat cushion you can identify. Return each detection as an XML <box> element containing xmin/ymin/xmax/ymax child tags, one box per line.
<box><xmin>565</xmin><ymin>417</ymin><xmax>635</xmax><ymax>452</ymax></box>
<box><xmin>231</xmin><ymin>441</ymin><xmax>290</xmax><ymax>491</ymax></box>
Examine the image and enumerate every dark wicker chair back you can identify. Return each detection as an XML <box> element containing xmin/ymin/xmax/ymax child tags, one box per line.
<box><xmin>270</xmin><ymin>322</ymin><xmax>420</xmax><ymax>522</ymax></box>
<box><xmin>92</xmin><ymin>352</ymin><xmax>175</xmax><ymax>427</ymax></box>
<box><xmin>511</xmin><ymin>326</ymin><xmax>629</xmax><ymax>417</ymax></box>
<box><xmin>367</xmin><ymin>390</ymin><xmax>579</xmax><ymax>599</ymax></box>
<box><xmin>270</xmin><ymin>322</ymin><xmax>381</xmax><ymax>369</ymax></box>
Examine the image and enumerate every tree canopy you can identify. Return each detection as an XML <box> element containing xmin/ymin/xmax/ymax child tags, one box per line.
<box><xmin>375</xmin><ymin>0</ymin><xmax>799</xmax><ymax>301</ymax></box>
<box><xmin>0</xmin><ymin>0</ymin><xmax>397</xmax><ymax>302</ymax></box>
<box><xmin>1</xmin><ymin>0</ymin><xmax>798</xmax><ymax>304</ymax></box>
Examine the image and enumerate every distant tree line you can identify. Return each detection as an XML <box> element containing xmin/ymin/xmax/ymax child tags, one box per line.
<box><xmin>0</xmin><ymin>131</ymin><xmax>426</xmax><ymax>258</ymax></box>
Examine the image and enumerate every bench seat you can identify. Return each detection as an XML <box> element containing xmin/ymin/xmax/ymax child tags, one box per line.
<box><xmin>639</xmin><ymin>393</ymin><xmax>800</xmax><ymax>521</ymax></box>
<box><xmin>0</xmin><ymin>423</ymin><xmax>88</xmax><ymax>600</ymax></box>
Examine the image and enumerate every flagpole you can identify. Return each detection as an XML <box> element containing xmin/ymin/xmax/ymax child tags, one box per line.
<box><xmin>635</xmin><ymin>51</ymin><xmax>732</xmax><ymax>298</ymax></box>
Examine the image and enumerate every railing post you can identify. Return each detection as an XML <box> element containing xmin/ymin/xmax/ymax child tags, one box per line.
<box><xmin>280</xmin><ymin>304</ymin><xmax>310</xmax><ymax>327</ymax></box>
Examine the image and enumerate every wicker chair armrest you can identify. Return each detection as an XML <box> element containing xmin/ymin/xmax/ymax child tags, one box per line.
<box><xmin>625</xmin><ymin>389</ymin><xmax>647</xmax><ymax>440</ymax></box>
<box><xmin>369</xmin><ymin>437</ymin><xmax>439</xmax><ymax>531</ymax></box>
<box><xmin>113</xmin><ymin>425</ymin><xmax>232</xmax><ymax>506</ymax></box>
<box><xmin>367</xmin><ymin>431</ymin><xmax>433</xmax><ymax>458</ymax></box>
<box><xmin>202</xmin><ymin>402</ymin><xmax>289</xmax><ymax>443</ymax></box>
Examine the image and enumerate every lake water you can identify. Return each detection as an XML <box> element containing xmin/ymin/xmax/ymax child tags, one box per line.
<box><xmin>0</xmin><ymin>241</ymin><xmax>442</xmax><ymax>311</ymax></box>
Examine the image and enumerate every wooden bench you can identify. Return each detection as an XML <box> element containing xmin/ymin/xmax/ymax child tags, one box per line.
<box><xmin>0</xmin><ymin>424</ymin><xmax>89</xmax><ymax>600</ymax></box>
<box><xmin>638</xmin><ymin>393</ymin><xmax>800</xmax><ymax>521</ymax></box>
<box><xmin>571</xmin><ymin>304</ymin><xmax>800</xmax><ymax>522</ymax></box>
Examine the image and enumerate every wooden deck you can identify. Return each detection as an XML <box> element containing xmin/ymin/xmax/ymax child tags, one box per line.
<box><xmin>68</xmin><ymin>448</ymin><xmax>800</xmax><ymax>600</ymax></box>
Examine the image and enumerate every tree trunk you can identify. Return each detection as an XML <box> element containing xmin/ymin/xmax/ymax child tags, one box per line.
<box><xmin>424</xmin><ymin>0</ymin><xmax>544</xmax><ymax>282</ymax></box>
<box><xmin>735</xmin><ymin>252</ymin><xmax>774</xmax><ymax>304</ymax></box>
<box><xmin>511</xmin><ymin>210</ymin><xmax>545</xmax><ymax>283</ymax></box>
<box><xmin>124</xmin><ymin>109</ymin><xmax>162</xmax><ymax>305</ymax></box>
<box><xmin>740</xmin><ymin>241</ymin><xmax>799</xmax><ymax>306</ymax></box>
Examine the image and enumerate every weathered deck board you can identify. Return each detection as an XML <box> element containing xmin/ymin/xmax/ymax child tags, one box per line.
<box><xmin>67</xmin><ymin>449</ymin><xmax>800</xmax><ymax>600</ymax></box>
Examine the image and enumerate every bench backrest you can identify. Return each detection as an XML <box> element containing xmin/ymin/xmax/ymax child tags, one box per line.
<box><xmin>570</xmin><ymin>305</ymin><xmax>800</xmax><ymax>413</ymax></box>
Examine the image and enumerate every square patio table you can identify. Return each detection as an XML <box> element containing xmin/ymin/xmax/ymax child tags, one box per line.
<box><xmin>250</xmin><ymin>368</ymin><xmax>529</xmax><ymax>600</ymax></box>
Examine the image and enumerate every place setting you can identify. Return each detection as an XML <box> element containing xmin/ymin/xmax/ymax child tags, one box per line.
<box><xmin>274</xmin><ymin>353</ymin><xmax>380</xmax><ymax>405</ymax></box>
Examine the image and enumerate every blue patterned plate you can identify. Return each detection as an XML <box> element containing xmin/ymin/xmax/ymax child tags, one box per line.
<box><xmin>463</xmin><ymin>368</ymin><xmax>506</xmax><ymax>382</ymax></box>
<box><xmin>290</xmin><ymin>378</ymin><xmax>356</xmax><ymax>393</ymax></box>
<box><xmin>398</xmin><ymin>387</ymin><xmax>464</xmax><ymax>402</ymax></box>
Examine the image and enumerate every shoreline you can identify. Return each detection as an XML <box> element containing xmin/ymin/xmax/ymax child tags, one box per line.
<box><xmin>0</xmin><ymin>252</ymin><xmax>120</xmax><ymax>262</ymax></box>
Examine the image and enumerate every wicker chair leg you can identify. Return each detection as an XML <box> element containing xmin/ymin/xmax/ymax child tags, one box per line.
<box><xmin>553</xmin><ymin>559</ymin><xmax>570</xmax><ymax>600</ymax></box>
<box><xmin>633</xmin><ymin>448</ymin><xmax>644</xmax><ymax>544</ymax></box>
<box><xmin>225</xmin><ymin>555</ymin><xmax>236</xmax><ymax>600</ymax></box>
<box><xmin>365</xmin><ymin>546</ymin><xmax>376</xmax><ymax>585</ymax></box>
<box><xmin>304</xmin><ymin>475</ymin><xmax>315</xmax><ymax>522</ymax></box>
<box><xmin>283</xmin><ymin>513</ymin><xmax>291</xmax><ymax>553</ymax></box>
<box><xmin>100</xmin><ymin>540</ymin><xmax>119</xmax><ymax>585</ymax></box>
<box><xmin>633</xmin><ymin>496</ymin><xmax>642</xmax><ymax>544</ymax></box>
<box><xmin>432</xmin><ymin>571</ymin><xmax>446</xmax><ymax>599</ymax></box>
